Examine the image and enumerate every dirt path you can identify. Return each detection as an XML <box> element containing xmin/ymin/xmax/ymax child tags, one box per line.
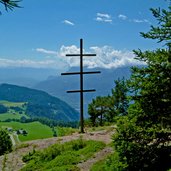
<box><xmin>0</xmin><ymin>129</ymin><xmax>114</xmax><ymax>171</ymax></box>
<box><xmin>77</xmin><ymin>147</ymin><xmax>113</xmax><ymax>171</ymax></box>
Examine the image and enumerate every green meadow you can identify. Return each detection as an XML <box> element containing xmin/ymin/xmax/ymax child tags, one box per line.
<box><xmin>0</xmin><ymin>121</ymin><xmax>53</xmax><ymax>142</ymax></box>
<box><xmin>0</xmin><ymin>100</ymin><xmax>29</xmax><ymax>121</ymax></box>
<box><xmin>0</xmin><ymin>100</ymin><xmax>78</xmax><ymax>142</ymax></box>
<box><xmin>0</xmin><ymin>112</ymin><xmax>28</xmax><ymax>121</ymax></box>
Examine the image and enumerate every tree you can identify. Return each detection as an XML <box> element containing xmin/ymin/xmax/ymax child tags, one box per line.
<box><xmin>0</xmin><ymin>129</ymin><xmax>12</xmax><ymax>155</ymax></box>
<box><xmin>88</xmin><ymin>78</ymin><xmax>129</xmax><ymax>126</ymax></box>
<box><xmin>0</xmin><ymin>0</ymin><xmax>21</xmax><ymax>14</ymax></box>
<box><xmin>111</xmin><ymin>78</ymin><xmax>129</xmax><ymax>116</ymax></box>
<box><xmin>88</xmin><ymin>96</ymin><xmax>109</xmax><ymax>126</ymax></box>
<box><xmin>112</xmin><ymin>4</ymin><xmax>171</xmax><ymax>171</ymax></box>
<box><xmin>0</xmin><ymin>104</ymin><xmax>8</xmax><ymax>113</ymax></box>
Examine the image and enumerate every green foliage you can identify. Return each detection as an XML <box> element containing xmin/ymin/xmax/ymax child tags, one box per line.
<box><xmin>0</xmin><ymin>0</ymin><xmax>21</xmax><ymax>14</ymax></box>
<box><xmin>141</xmin><ymin>6</ymin><xmax>171</xmax><ymax>46</ymax></box>
<box><xmin>21</xmin><ymin>139</ymin><xmax>105</xmax><ymax>171</ymax></box>
<box><xmin>88</xmin><ymin>78</ymin><xmax>129</xmax><ymax>126</ymax></box>
<box><xmin>0</xmin><ymin>104</ymin><xmax>8</xmax><ymax>114</ymax></box>
<box><xmin>111</xmin><ymin>3</ymin><xmax>171</xmax><ymax>171</ymax></box>
<box><xmin>111</xmin><ymin>78</ymin><xmax>129</xmax><ymax>116</ymax></box>
<box><xmin>56</xmin><ymin>126</ymin><xmax>78</xmax><ymax>137</ymax></box>
<box><xmin>88</xmin><ymin>96</ymin><xmax>110</xmax><ymax>126</ymax></box>
<box><xmin>91</xmin><ymin>152</ymin><xmax>127</xmax><ymax>171</ymax></box>
<box><xmin>113</xmin><ymin>115</ymin><xmax>171</xmax><ymax>170</ymax></box>
<box><xmin>0</xmin><ymin>129</ymin><xmax>12</xmax><ymax>155</ymax></box>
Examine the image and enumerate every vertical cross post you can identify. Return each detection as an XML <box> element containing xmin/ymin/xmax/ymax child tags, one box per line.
<box><xmin>61</xmin><ymin>39</ymin><xmax>101</xmax><ymax>133</ymax></box>
<box><xmin>80</xmin><ymin>39</ymin><xmax>84</xmax><ymax>133</ymax></box>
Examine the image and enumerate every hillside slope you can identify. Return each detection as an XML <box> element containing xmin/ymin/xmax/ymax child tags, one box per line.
<box><xmin>0</xmin><ymin>84</ymin><xmax>79</xmax><ymax>121</ymax></box>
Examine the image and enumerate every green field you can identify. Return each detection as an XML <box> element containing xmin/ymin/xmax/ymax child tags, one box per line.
<box><xmin>0</xmin><ymin>121</ymin><xmax>53</xmax><ymax>142</ymax></box>
<box><xmin>0</xmin><ymin>100</ymin><xmax>77</xmax><ymax>142</ymax></box>
<box><xmin>0</xmin><ymin>100</ymin><xmax>28</xmax><ymax>121</ymax></box>
<box><xmin>0</xmin><ymin>112</ymin><xmax>29</xmax><ymax>121</ymax></box>
<box><xmin>0</xmin><ymin>100</ymin><xmax>25</xmax><ymax>107</ymax></box>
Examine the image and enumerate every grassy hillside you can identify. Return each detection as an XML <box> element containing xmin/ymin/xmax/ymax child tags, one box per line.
<box><xmin>0</xmin><ymin>113</ymin><xmax>28</xmax><ymax>121</ymax></box>
<box><xmin>0</xmin><ymin>84</ymin><xmax>79</xmax><ymax>122</ymax></box>
<box><xmin>0</xmin><ymin>121</ymin><xmax>54</xmax><ymax>141</ymax></box>
<box><xmin>0</xmin><ymin>100</ymin><xmax>79</xmax><ymax>142</ymax></box>
<box><xmin>0</xmin><ymin>101</ymin><xmax>28</xmax><ymax>121</ymax></box>
<box><xmin>21</xmin><ymin>138</ymin><xmax>106</xmax><ymax>171</ymax></box>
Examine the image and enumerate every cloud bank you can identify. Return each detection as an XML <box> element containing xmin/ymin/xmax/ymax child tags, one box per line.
<box><xmin>58</xmin><ymin>45</ymin><xmax>143</xmax><ymax>69</ymax></box>
<box><xmin>0</xmin><ymin>45</ymin><xmax>144</xmax><ymax>70</ymax></box>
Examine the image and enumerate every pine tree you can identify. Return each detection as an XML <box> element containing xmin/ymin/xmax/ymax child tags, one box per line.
<box><xmin>112</xmin><ymin>4</ymin><xmax>171</xmax><ymax>171</ymax></box>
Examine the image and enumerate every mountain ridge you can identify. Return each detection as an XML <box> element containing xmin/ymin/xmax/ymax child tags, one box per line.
<box><xmin>0</xmin><ymin>83</ymin><xmax>79</xmax><ymax>121</ymax></box>
<box><xmin>34</xmin><ymin>66</ymin><xmax>132</xmax><ymax>116</ymax></box>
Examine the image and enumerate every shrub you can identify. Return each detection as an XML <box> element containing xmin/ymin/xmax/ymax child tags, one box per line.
<box><xmin>0</xmin><ymin>129</ymin><xmax>12</xmax><ymax>155</ymax></box>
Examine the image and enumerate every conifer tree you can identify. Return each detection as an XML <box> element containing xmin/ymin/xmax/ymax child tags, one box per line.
<box><xmin>111</xmin><ymin>4</ymin><xmax>171</xmax><ymax>171</ymax></box>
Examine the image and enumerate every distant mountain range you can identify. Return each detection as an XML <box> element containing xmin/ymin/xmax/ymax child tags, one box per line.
<box><xmin>0</xmin><ymin>67</ymin><xmax>59</xmax><ymax>87</ymax></box>
<box><xmin>34</xmin><ymin>67</ymin><xmax>132</xmax><ymax>116</ymax></box>
<box><xmin>0</xmin><ymin>84</ymin><xmax>79</xmax><ymax>121</ymax></box>
<box><xmin>0</xmin><ymin>66</ymin><xmax>133</xmax><ymax>117</ymax></box>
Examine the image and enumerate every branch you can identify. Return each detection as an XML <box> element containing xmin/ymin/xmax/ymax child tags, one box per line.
<box><xmin>0</xmin><ymin>0</ymin><xmax>22</xmax><ymax>14</ymax></box>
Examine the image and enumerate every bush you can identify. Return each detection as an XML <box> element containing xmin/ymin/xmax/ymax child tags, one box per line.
<box><xmin>0</xmin><ymin>129</ymin><xmax>12</xmax><ymax>155</ymax></box>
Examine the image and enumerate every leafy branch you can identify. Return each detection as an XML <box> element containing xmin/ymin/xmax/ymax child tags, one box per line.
<box><xmin>0</xmin><ymin>0</ymin><xmax>22</xmax><ymax>14</ymax></box>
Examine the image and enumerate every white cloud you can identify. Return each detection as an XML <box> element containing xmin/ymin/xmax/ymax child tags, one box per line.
<box><xmin>63</xmin><ymin>20</ymin><xmax>75</xmax><ymax>26</ymax></box>
<box><xmin>57</xmin><ymin>45</ymin><xmax>144</xmax><ymax>69</ymax></box>
<box><xmin>117</xmin><ymin>13</ymin><xmax>150</xmax><ymax>24</ymax></box>
<box><xmin>36</xmin><ymin>48</ymin><xmax>57</xmax><ymax>55</ymax></box>
<box><xmin>95</xmin><ymin>13</ymin><xmax>112</xmax><ymax>23</ymax></box>
<box><xmin>132</xmin><ymin>19</ymin><xmax>150</xmax><ymax>24</ymax></box>
<box><xmin>0</xmin><ymin>45</ymin><xmax>145</xmax><ymax>70</ymax></box>
<box><xmin>97</xmin><ymin>13</ymin><xmax>111</xmax><ymax>19</ymax></box>
<box><xmin>118</xmin><ymin>14</ymin><xmax>127</xmax><ymax>20</ymax></box>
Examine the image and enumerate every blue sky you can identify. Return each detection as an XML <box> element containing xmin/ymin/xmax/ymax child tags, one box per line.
<box><xmin>0</xmin><ymin>0</ymin><xmax>169</xmax><ymax>71</ymax></box>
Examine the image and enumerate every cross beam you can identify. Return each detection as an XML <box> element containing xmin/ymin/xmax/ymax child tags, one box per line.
<box><xmin>61</xmin><ymin>71</ymin><xmax>101</xmax><ymax>75</ymax></box>
<box><xmin>61</xmin><ymin>39</ymin><xmax>100</xmax><ymax>133</ymax></box>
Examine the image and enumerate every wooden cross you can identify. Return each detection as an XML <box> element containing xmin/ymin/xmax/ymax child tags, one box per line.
<box><xmin>61</xmin><ymin>39</ymin><xmax>101</xmax><ymax>133</ymax></box>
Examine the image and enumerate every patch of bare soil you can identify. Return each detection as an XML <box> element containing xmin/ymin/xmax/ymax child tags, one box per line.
<box><xmin>77</xmin><ymin>147</ymin><xmax>113</xmax><ymax>171</ymax></box>
<box><xmin>0</xmin><ymin>128</ymin><xmax>114</xmax><ymax>171</ymax></box>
